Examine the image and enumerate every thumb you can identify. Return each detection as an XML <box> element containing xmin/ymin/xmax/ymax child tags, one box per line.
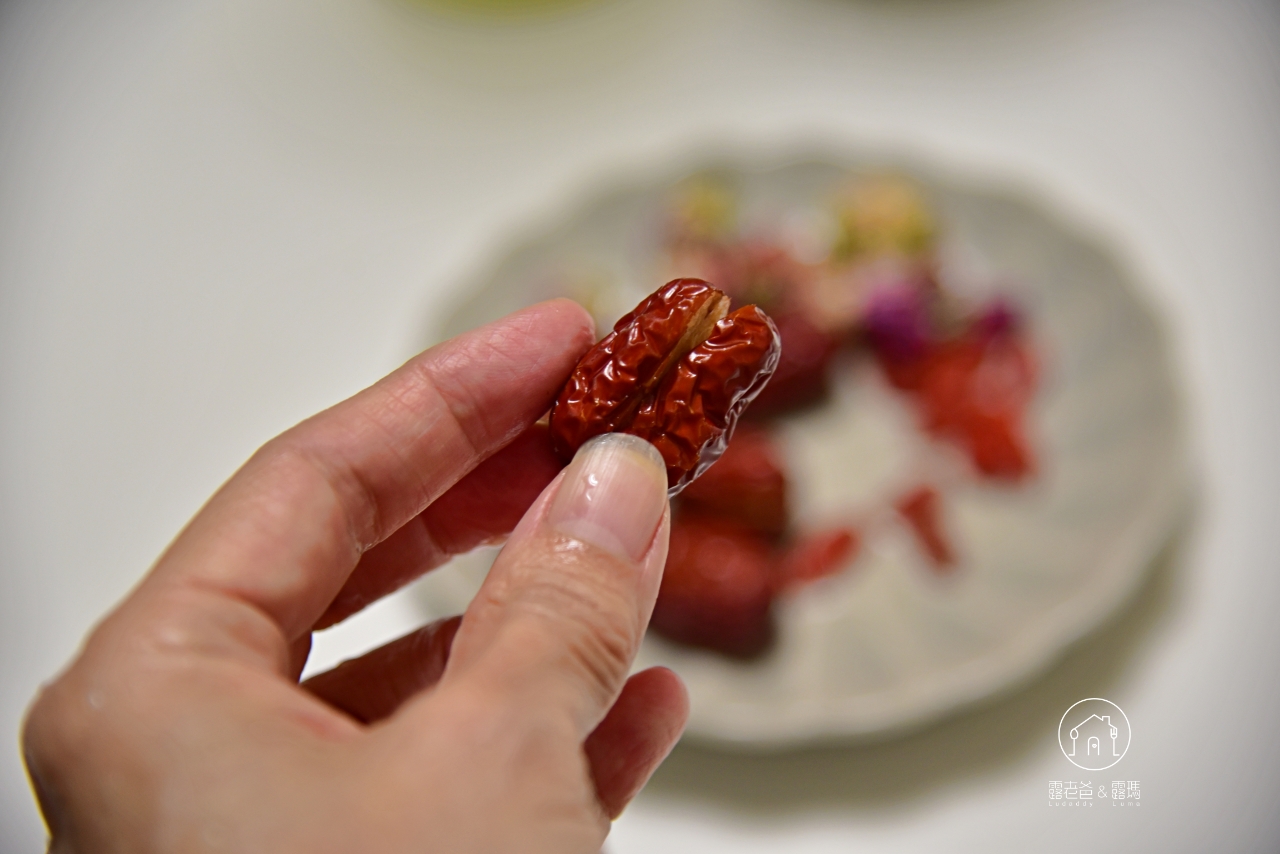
<box><xmin>443</xmin><ymin>433</ymin><xmax>670</xmax><ymax>735</ymax></box>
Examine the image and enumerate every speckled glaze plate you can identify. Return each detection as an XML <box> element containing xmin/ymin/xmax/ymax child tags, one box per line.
<box><xmin>413</xmin><ymin>151</ymin><xmax>1190</xmax><ymax>749</ymax></box>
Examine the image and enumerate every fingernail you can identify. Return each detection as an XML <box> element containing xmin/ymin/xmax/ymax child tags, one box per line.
<box><xmin>547</xmin><ymin>434</ymin><xmax>668</xmax><ymax>562</ymax></box>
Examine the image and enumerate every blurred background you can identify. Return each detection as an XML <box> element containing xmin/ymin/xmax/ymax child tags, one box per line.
<box><xmin>2</xmin><ymin>0</ymin><xmax>1278</xmax><ymax>850</ymax></box>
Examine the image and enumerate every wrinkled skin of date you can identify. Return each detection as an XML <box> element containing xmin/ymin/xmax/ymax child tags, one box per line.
<box><xmin>549</xmin><ymin>278</ymin><xmax>780</xmax><ymax>494</ymax></box>
<box><xmin>627</xmin><ymin>304</ymin><xmax>779</xmax><ymax>490</ymax></box>
<box><xmin>549</xmin><ymin>279</ymin><xmax>726</xmax><ymax>455</ymax></box>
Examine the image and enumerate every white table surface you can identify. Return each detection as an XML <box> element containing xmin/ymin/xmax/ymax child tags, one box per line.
<box><xmin>2</xmin><ymin>0</ymin><xmax>1278</xmax><ymax>850</ymax></box>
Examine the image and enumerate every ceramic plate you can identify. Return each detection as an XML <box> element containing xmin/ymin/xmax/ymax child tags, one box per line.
<box><xmin>413</xmin><ymin>152</ymin><xmax>1190</xmax><ymax>749</ymax></box>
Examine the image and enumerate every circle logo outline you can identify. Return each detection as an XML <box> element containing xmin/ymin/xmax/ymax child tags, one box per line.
<box><xmin>1057</xmin><ymin>697</ymin><xmax>1131</xmax><ymax>771</ymax></box>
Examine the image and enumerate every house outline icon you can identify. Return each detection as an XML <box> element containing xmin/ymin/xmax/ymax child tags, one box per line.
<box><xmin>1068</xmin><ymin>713</ymin><xmax>1119</xmax><ymax>758</ymax></box>
<box><xmin>1059</xmin><ymin>698</ymin><xmax>1131</xmax><ymax>771</ymax></box>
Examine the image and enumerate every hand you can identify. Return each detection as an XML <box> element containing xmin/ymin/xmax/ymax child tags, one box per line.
<box><xmin>22</xmin><ymin>300</ymin><xmax>688</xmax><ymax>853</ymax></box>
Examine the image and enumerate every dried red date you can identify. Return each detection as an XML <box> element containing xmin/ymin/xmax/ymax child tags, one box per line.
<box><xmin>679</xmin><ymin>425</ymin><xmax>789</xmax><ymax>536</ymax></box>
<box><xmin>549</xmin><ymin>278</ymin><xmax>780</xmax><ymax>493</ymax></box>
<box><xmin>651</xmin><ymin>514</ymin><xmax>776</xmax><ymax>659</ymax></box>
<box><xmin>744</xmin><ymin>311</ymin><xmax>841</xmax><ymax>417</ymax></box>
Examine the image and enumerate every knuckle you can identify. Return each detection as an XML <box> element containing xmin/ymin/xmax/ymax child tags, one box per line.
<box><xmin>479</xmin><ymin>541</ymin><xmax>642</xmax><ymax>702</ymax></box>
<box><xmin>555</xmin><ymin>606</ymin><xmax>635</xmax><ymax>706</ymax></box>
<box><xmin>22</xmin><ymin>671</ymin><xmax>89</xmax><ymax>774</ymax></box>
<box><xmin>21</xmin><ymin>685</ymin><xmax>58</xmax><ymax>760</ymax></box>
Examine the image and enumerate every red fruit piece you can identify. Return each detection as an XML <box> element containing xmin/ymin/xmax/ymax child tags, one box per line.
<box><xmin>627</xmin><ymin>304</ymin><xmax>781</xmax><ymax>491</ymax></box>
<box><xmin>896</xmin><ymin>485</ymin><xmax>956</xmax><ymax>570</ymax></box>
<box><xmin>746</xmin><ymin>311</ymin><xmax>842</xmax><ymax>417</ymax></box>
<box><xmin>917</xmin><ymin>336</ymin><xmax>1036</xmax><ymax>480</ymax></box>
<box><xmin>651</xmin><ymin>514</ymin><xmax>776</xmax><ymax>659</ymax></box>
<box><xmin>679</xmin><ymin>426</ymin><xmax>789</xmax><ymax>537</ymax></box>
<box><xmin>874</xmin><ymin>325</ymin><xmax>1036</xmax><ymax>481</ymax></box>
<box><xmin>549</xmin><ymin>278</ymin><xmax>730</xmax><ymax>456</ymax></box>
<box><xmin>773</xmin><ymin>527</ymin><xmax>861</xmax><ymax>592</ymax></box>
<box><xmin>549</xmin><ymin>278</ymin><xmax>781</xmax><ymax>494</ymax></box>
<box><xmin>956</xmin><ymin>409</ymin><xmax>1033</xmax><ymax>479</ymax></box>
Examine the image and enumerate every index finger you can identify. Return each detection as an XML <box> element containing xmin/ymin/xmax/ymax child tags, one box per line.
<box><xmin>145</xmin><ymin>299</ymin><xmax>595</xmax><ymax>648</ymax></box>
